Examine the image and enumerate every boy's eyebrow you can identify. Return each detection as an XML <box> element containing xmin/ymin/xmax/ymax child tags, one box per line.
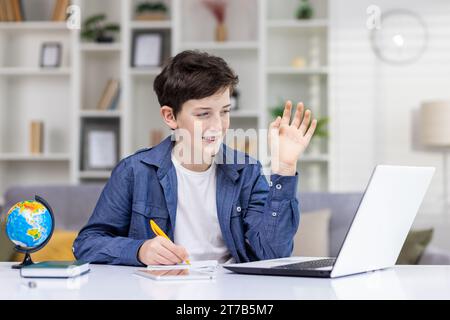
<box><xmin>195</xmin><ymin>104</ymin><xmax>231</xmax><ymax>110</ymax></box>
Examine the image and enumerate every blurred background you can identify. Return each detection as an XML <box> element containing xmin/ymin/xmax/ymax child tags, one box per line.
<box><xmin>1</xmin><ymin>0</ymin><xmax>450</xmax><ymax>260</ymax></box>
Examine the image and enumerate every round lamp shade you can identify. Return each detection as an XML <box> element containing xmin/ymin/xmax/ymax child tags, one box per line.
<box><xmin>420</xmin><ymin>101</ymin><xmax>450</xmax><ymax>146</ymax></box>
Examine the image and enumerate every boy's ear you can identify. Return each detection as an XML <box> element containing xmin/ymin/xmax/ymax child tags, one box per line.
<box><xmin>160</xmin><ymin>106</ymin><xmax>178</xmax><ymax>130</ymax></box>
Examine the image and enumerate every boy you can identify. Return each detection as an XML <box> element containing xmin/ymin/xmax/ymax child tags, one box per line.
<box><xmin>73</xmin><ymin>50</ymin><xmax>317</xmax><ymax>265</ymax></box>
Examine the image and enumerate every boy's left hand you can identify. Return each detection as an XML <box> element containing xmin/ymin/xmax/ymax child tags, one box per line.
<box><xmin>268</xmin><ymin>101</ymin><xmax>317</xmax><ymax>176</ymax></box>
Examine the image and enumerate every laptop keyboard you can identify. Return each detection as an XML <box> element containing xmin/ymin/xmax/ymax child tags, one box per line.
<box><xmin>273</xmin><ymin>258</ymin><xmax>336</xmax><ymax>270</ymax></box>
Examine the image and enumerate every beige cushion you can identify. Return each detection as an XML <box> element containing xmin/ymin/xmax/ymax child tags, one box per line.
<box><xmin>292</xmin><ymin>209</ymin><xmax>331</xmax><ymax>257</ymax></box>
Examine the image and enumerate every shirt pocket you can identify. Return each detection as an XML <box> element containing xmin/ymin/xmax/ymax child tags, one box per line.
<box><xmin>130</xmin><ymin>202</ymin><xmax>170</xmax><ymax>238</ymax></box>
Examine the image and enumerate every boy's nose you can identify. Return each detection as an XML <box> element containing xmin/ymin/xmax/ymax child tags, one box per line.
<box><xmin>207</xmin><ymin>116</ymin><xmax>223</xmax><ymax>132</ymax></box>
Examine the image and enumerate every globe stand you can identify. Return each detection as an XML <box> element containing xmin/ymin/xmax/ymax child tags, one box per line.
<box><xmin>11</xmin><ymin>252</ymin><xmax>34</xmax><ymax>269</ymax></box>
<box><xmin>9</xmin><ymin>195</ymin><xmax>55</xmax><ymax>270</ymax></box>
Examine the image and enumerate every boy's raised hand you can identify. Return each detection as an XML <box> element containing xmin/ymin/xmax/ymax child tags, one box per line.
<box><xmin>268</xmin><ymin>101</ymin><xmax>317</xmax><ymax>176</ymax></box>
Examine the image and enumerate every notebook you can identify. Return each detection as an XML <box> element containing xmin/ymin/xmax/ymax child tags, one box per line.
<box><xmin>146</xmin><ymin>260</ymin><xmax>218</xmax><ymax>271</ymax></box>
<box><xmin>135</xmin><ymin>268</ymin><xmax>216</xmax><ymax>281</ymax></box>
<box><xmin>20</xmin><ymin>261</ymin><xmax>90</xmax><ymax>278</ymax></box>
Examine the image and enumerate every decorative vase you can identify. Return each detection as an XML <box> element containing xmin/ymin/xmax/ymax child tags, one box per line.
<box><xmin>296</xmin><ymin>0</ymin><xmax>313</xmax><ymax>20</ymax></box>
<box><xmin>215</xmin><ymin>22</ymin><xmax>227</xmax><ymax>42</ymax></box>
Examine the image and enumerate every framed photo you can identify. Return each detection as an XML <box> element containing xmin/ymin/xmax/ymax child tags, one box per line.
<box><xmin>131</xmin><ymin>31</ymin><xmax>164</xmax><ymax>67</ymax></box>
<box><xmin>81</xmin><ymin>120</ymin><xmax>120</xmax><ymax>171</ymax></box>
<box><xmin>40</xmin><ymin>42</ymin><xmax>62</xmax><ymax>68</ymax></box>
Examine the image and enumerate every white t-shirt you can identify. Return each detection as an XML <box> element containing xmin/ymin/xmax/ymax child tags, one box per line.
<box><xmin>171</xmin><ymin>153</ymin><xmax>234</xmax><ymax>264</ymax></box>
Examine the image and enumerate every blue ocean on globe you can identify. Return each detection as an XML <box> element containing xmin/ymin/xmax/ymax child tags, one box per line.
<box><xmin>5</xmin><ymin>201</ymin><xmax>53</xmax><ymax>249</ymax></box>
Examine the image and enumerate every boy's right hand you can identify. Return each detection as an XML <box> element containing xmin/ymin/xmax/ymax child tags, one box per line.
<box><xmin>138</xmin><ymin>236</ymin><xmax>189</xmax><ymax>265</ymax></box>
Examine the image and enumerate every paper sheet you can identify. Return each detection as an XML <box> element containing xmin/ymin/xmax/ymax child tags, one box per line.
<box><xmin>146</xmin><ymin>260</ymin><xmax>218</xmax><ymax>271</ymax></box>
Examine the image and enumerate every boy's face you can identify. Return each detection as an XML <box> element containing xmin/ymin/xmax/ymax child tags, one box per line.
<box><xmin>163</xmin><ymin>88</ymin><xmax>231</xmax><ymax>164</ymax></box>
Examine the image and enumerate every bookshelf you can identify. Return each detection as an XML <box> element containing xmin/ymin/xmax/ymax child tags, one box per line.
<box><xmin>0</xmin><ymin>0</ymin><xmax>332</xmax><ymax>205</ymax></box>
<box><xmin>265</xmin><ymin>0</ymin><xmax>330</xmax><ymax>191</ymax></box>
<box><xmin>0</xmin><ymin>0</ymin><xmax>74</xmax><ymax>205</ymax></box>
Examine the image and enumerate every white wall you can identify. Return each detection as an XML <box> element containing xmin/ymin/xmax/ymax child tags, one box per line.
<box><xmin>329</xmin><ymin>0</ymin><xmax>450</xmax><ymax>249</ymax></box>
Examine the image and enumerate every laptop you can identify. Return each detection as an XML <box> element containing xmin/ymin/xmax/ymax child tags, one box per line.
<box><xmin>224</xmin><ymin>165</ymin><xmax>435</xmax><ymax>278</ymax></box>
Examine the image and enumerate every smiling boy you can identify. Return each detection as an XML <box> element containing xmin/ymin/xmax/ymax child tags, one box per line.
<box><xmin>73</xmin><ymin>50</ymin><xmax>317</xmax><ymax>266</ymax></box>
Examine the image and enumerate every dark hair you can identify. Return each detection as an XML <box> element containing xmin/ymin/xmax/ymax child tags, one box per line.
<box><xmin>153</xmin><ymin>50</ymin><xmax>239</xmax><ymax>117</ymax></box>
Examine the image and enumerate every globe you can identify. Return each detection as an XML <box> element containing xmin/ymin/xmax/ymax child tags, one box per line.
<box><xmin>5</xmin><ymin>196</ymin><xmax>54</xmax><ymax>269</ymax></box>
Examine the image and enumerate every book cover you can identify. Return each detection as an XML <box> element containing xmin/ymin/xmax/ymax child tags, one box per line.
<box><xmin>0</xmin><ymin>0</ymin><xmax>6</xmax><ymax>21</ymax></box>
<box><xmin>107</xmin><ymin>85</ymin><xmax>121</xmax><ymax>110</ymax></box>
<box><xmin>20</xmin><ymin>260</ymin><xmax>90</xmax><ymax>278</ymax></box>
<box><xmin>29</xmin><ymin>121</ymin><xmax>44</xmax><ymax>154</ymax></box>
<box><xmin>97</xmin><ymin>79</ymin><xmax>119</xmax><ymax>110</ymax></box>
<box><xmin>52</xmin><ymin>0</ymin><xmax>69</xmax><ymax>21</ymax></box>
<box><xmin>11</xmin><ymin>0</ymin><xmax>22</xmax><ymax>21</ymax></box>
<box><xmin>5</xmin><ymin>0</ymin><xmax>14</xmax><ymax>21</ymax></box>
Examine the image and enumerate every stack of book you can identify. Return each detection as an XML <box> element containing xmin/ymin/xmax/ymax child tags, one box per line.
<box><xmin>0</xmin><ymin>0</ymin><xmax>23</xmax><ymax>22</ymax></box>
<box><xmin>52</xmin><ymin>0</ymin><xmax>70</xmax><ymax>21</ymax></box>
<box><xmin>30</xmin><ymin>121</ymin><xmax>44</xmax><ymax>154</ymax></box>
<box><xmin>0</xmin><ymin>0</ymin><xmax>70</xmax><ymax>22</ymax></box>
<box><xmin>97</xmin><ymin>79</ymin><xmax>121</xmax><ymax>111</ymax></box>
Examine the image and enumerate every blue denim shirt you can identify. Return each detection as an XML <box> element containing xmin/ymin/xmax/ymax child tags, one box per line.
<box><xmin>73</xmin><ymin>135</ymin><xmax>300</xmax><ymax>266</ymax></box>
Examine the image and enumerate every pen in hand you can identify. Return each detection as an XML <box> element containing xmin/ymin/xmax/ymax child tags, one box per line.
<box><xmin>150</xmin><ymin>219</ymin><xmax>191</xmax><ymax>265</ymax></box>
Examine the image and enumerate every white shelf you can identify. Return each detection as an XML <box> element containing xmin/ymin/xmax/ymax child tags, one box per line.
<box><xmin>80</xmin><ymin>110</ymin><xmax>122</xmax><ymax>118</ymax></box>
<box><xmin>0</xmin><ymin>22</ymin><xmax>68</xmax><ymax>31</ymax></box>
<box><xmin>80</xmin><ymin>43</ymin><xmax>122</xmax><ymax>52</ymax></box>
<box><xmin>267</xmin><ymin>66</ymin><xmax>328</xmax><ymax>75</ymax></box>
<box><xmin>180</xmin><ymin>41</ymin><xmax>259</xmax><ymax>50</ymax></box>
<box><xmin>79</xmin><ymin>170</ymin><xmax>112</xmax><ymax>179</ymax></box>
<box><xmin>0</xmin><ymin>68</ymin><xmax>72</xmax><ymax>76</ymax></box>
<box><xmin>129</xmin><ymin>67</ymin><xmax>162</xmax><ymax>76</ymax></box>
<box><xmin>267</xmin><ymin>19</ymin><xmax>328</xmax><ymax>29</ymax></box>
<box><xmin>0</xmin><ymin>153</ymin><xmax>71</xmax><ymax>161</ymax></box>
<box><xmin>0</xmin><ymin>0</ymin><xmax>331</xmax><ymax>196</ymax></box>
<box><xmin>130</xmin><ymin>20</ymin><xmax>172</xmax><ymax>30</ymax></box>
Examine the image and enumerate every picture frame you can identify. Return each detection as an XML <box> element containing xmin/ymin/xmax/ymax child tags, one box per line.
<box><xmin>131</xmin><ymin>31</ymin><xmax>164</xmax><ymax>67</ymax></box>
<box><xmin>40</xmin><ymin>42</ymin><xmax>62</xmax><ymax>68</ymax></box>
<box><xmin>81</xmin><ymin>120</ymin><xmax>120</xmax><ymax>171</ymax></box>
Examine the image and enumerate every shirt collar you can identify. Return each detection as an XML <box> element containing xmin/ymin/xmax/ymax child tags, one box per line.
<box><xmin>140</xmin><ymin>135</ymin><xmax>247</xmax><ymax>182</ymax></box>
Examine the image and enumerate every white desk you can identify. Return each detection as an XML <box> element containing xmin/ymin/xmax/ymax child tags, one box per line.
<box><xmin>1</xmin><ymin>262</ymin><xmax>450</xmax><ymax>300</ymax></box>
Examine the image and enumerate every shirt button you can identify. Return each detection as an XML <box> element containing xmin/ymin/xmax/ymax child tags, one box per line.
<box><xmin>269</xmin><ymin>181</ymin><xmax>273</xmax><ymax>187</ymax></box>
<box><xmin>236</xmin><ymin>206</ymin><xmax>242</xmax><ymax>212</ymax></box>
<box><xmin>272</xmin><ymin>212</ymin><xmax>277</xmax><ymax>217</ymax></box>
<box><xmin>276</xmin><ymin>184</ymin><xmax>282</xmax><ymax>190</ymax></box>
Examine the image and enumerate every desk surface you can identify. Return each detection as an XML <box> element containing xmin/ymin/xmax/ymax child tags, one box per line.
<box><xmin>1</xmin><ymin>262</ymin><xmax>450</xmax><ymax>300</ymax></box>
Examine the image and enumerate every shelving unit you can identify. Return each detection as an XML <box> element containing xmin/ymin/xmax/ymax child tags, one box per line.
<box><xmin>0</xmin><ymin>0</ymin><xmax>331</xmax><ymax>205</ymax></box>
<box><xmin>264</xmin><ymin>0</ymin><xmax>330</xmax><ymax>191</ymax></box>
<box><xmin>0</xmin><ymin>0</ymin><xmax>75</xmax><ymax>204</ymax></box>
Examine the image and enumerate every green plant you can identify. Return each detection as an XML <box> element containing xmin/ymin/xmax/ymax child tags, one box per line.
<box><xmin>136</xmin><ymin>1</ymin><xmax>168</xmax><ymax>13</ymax></box>
<box><xmin>270</xmin><ymin>101</ymin><xmax>328</xmax><ymax>139</ymax></box>
<box><xmin>81</xmin><ymin>14</ymin><xmax>120</xmax><ymax>42</ymax></box>
<box><xmin>296</xmin><ymin>0</ymin><xmax>314</xmax><ymax>20</ymax></box>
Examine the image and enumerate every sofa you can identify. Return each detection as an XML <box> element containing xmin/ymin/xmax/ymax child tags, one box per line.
<box><xmin>1</xmin><ymin>185</ymin><xmax>450</xmax><ymax>264</ymax></box>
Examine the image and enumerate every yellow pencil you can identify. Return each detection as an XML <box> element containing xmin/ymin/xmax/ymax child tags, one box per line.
<box><xmin>150</xmin><ymin>219</ymin><xmax>191</xmax><ymax>265</ymax></box>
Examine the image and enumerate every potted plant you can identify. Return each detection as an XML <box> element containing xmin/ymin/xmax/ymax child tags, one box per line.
<box><xmin>81</xmin><ymin>14</ymin><xmax>120</xmax><ymax>43</ymax></box>
<box><xmin>135</xmin><ymin>1</ymin><xmax>169</xmax><ymax>21</ymax></box>
<box><xmin>296</xmin><ymin>0</ymin><xmax>314</xmax><ymax>20</ymax></box>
